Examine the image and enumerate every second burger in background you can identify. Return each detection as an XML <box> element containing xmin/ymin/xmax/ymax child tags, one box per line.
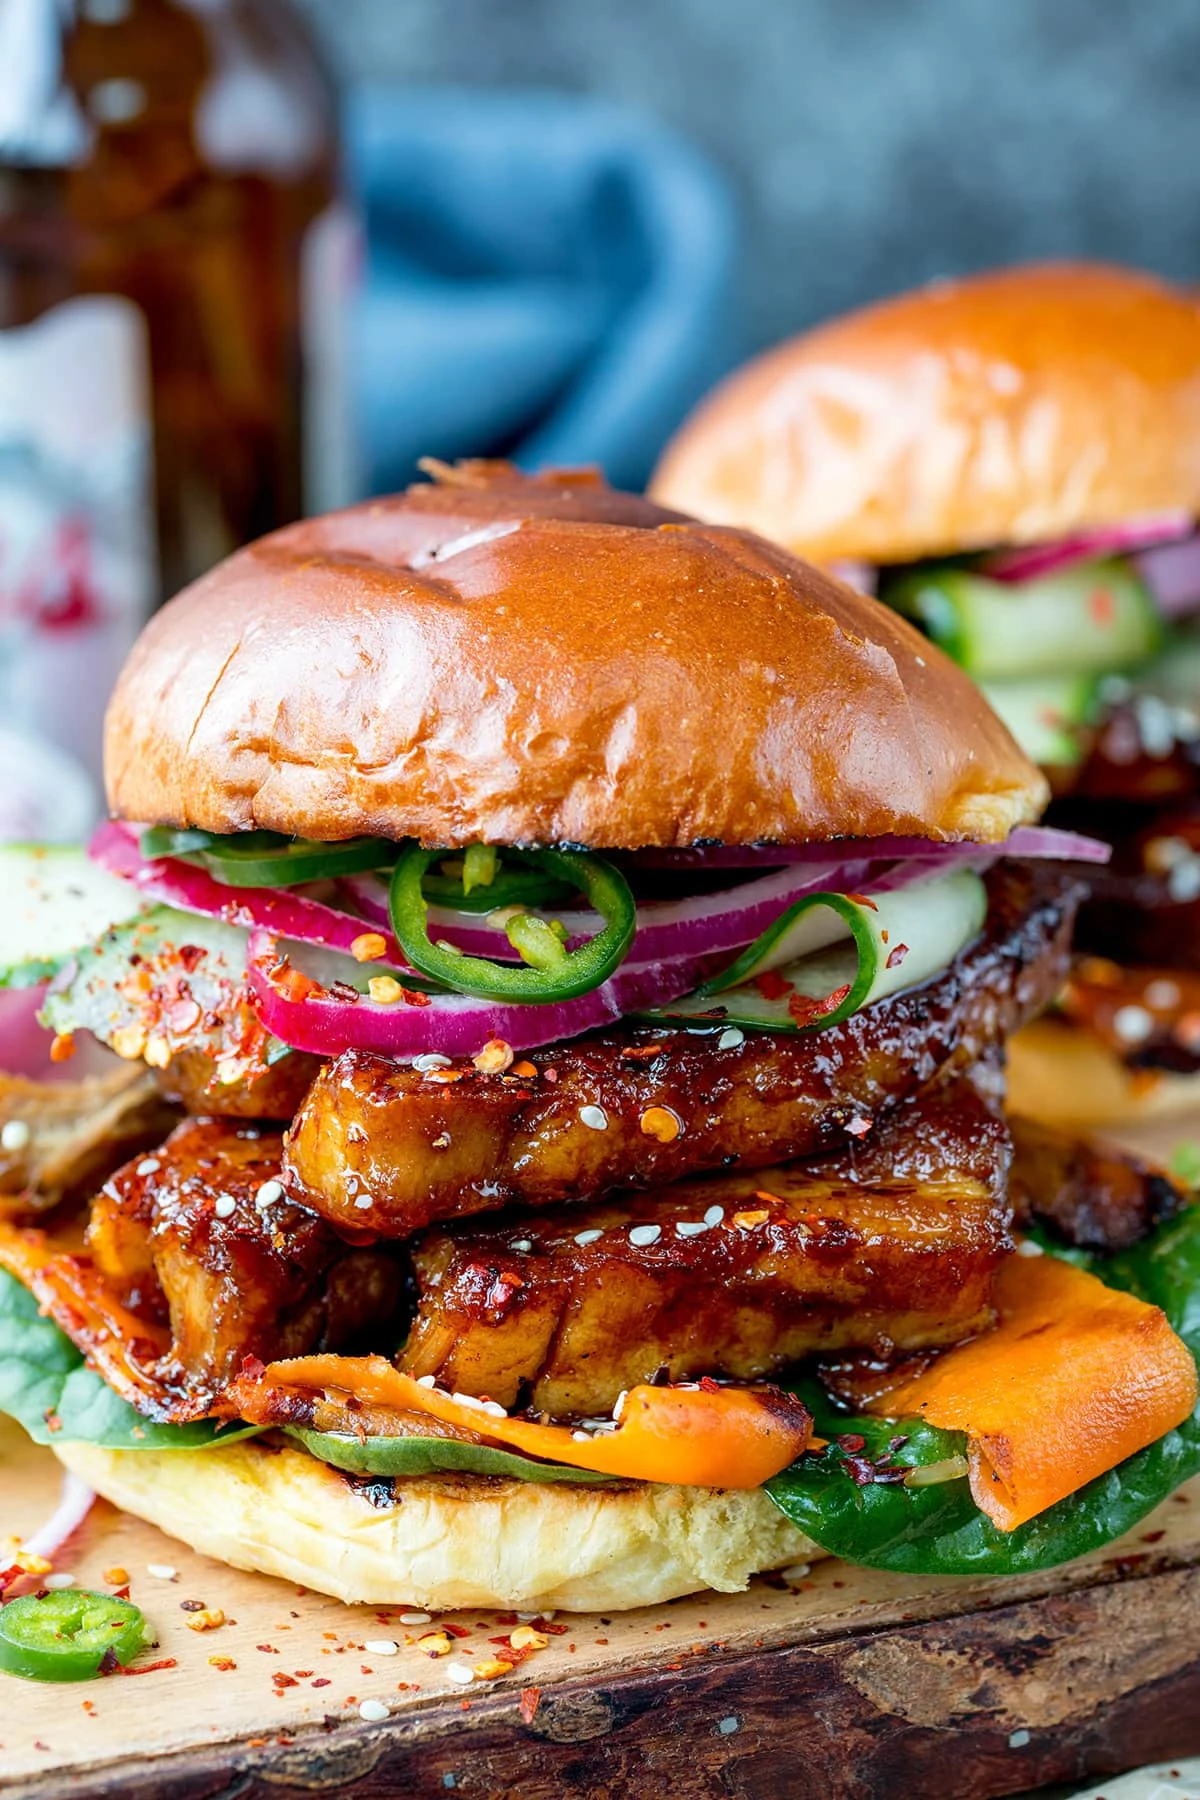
<box><xmin>652</xmin><ymin>263</ymin><xmax>1200</xmax><ymax>1124</ymax></box>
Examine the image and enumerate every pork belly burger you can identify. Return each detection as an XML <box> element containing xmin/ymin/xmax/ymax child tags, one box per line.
<box><xmin>0</xmin><ymin>463</ymin><xmax>1195</xmax><ymax>1615</ymax></box>
<box><xmin>652</xmin><ymin>263</ymin><xmax>1200</xmax><ymax>1125</ymax></box>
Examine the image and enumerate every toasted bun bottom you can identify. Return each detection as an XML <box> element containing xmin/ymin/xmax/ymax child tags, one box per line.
<box><xmin>1008</xmin><ymin>1017</ymin><xmax>1200</xmax><ymax>1128</ymax></box>
<box><xmin>53</xmin><ymin>1437</ymin><xmax>821</xmax><ymax>1613</ymax></box>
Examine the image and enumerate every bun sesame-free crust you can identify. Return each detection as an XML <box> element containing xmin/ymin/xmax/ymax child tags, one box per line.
<box><xmin>54</xmin><ymin>1435</ymin><xmax>821</xmax><ymax>1612</ymax></box>
<box><xmin>104</xmin><ymin>463</ymin><xmax>1044</xmax><ymax>848</ymax></box>
<box><xmin>651</xmin><ymin>264</ymin><xmax>1200</xmax><ymax>565</ymax></box>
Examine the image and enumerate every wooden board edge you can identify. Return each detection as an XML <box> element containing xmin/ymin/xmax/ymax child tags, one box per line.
<box><xmin>8</xmin><ymin>1560</ymin><xmax>1200</xmax><ymax>1800</ymax></box>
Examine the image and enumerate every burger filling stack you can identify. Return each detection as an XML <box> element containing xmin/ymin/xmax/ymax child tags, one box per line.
<box><xmin>0</xmin><ymin>463</ymin><xmax>1195</xmax><ymax>1612</ymax></box>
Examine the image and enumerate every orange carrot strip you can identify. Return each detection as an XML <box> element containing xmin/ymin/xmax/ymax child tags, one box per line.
<box><xmin>856</xmin><ymin>1252</ymin><xmax>1197</xmax><ymax>1530</ymax></box>
<box><xmin>0</xmin><ymin>1221</ymin><xmax>176</xmax><ymax>1417</ymax></box>
<box><xmin>235</xmin><ymin>1354</ymin><xmax>812</xmax><ymax>1489</ymax></box>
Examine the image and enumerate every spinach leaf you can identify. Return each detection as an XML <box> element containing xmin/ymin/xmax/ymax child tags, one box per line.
<box><xmin>766</xmin><ymin>1208</ymin><xmax>1200</xmax><ymax>1574</ymax></box>
<box><xmin>0</xmin><ymin>1269</ymin><xmax>257</xmax><ymax>1451</ymax></box>
<box><xmin>286</xmin><ymin>1427</ymin><xmax>615</xmax><ymax>1484</ymax></box>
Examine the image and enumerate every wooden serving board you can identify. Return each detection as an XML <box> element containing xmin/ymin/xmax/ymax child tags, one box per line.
<box><xmin>3</xmin><ymin>1416</ymin><xmax>1199</xmax><ymax>1800</ymax></box>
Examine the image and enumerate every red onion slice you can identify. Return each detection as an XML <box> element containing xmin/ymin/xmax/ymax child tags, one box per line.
<box><xmin>1133</xmin><ymin>535</ymin><xmax>1200</xmax><ymax>617</ymax></box>
<box><xmin>247</xmin><ymin>930</ymin><xmax>708</xmax><ymax>1059</ymax></box>
<box><xmin>22</xmin><ymin>1470</ymin><xmax>96</xmax><ymax>1562</ymax></box>
<box><xmin>980</xmin><ymin>513</ymin><xmax>1195</xmax><ymax>585</ymax></box>
<box><xmin>91</xmin><ymin>823</ymin><xmax>410</xmax><ymax>967</ymax></box>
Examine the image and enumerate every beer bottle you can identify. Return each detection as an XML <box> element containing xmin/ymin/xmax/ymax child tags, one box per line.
<box><xmin>0</xmin><ymin>0</ymin><xmax>353</xmax><ymax>778</ymax></box>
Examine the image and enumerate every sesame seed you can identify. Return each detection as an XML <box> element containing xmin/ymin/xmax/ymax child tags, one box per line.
<box><xmin>359</xmin><ymin>1698</ymin><xmax>390</xmax><ymax>1721</ymax></box>
<box><xmin>365</xmin><ymin>1639</ymin><xmax>399</xmax><ymax>1656</ymax></box>
<box><xmin>416</xmin><ymin>1375</ymin><xmax>437</xmax><ymax>1389</ymax></box>
<box><xmin>781</xmin><ymin>1562</ymin><xmax>812</xmax><ymax>1582</ymax></box>
<box><xmin>147</xmin><ymin>1563</ymin><xmax>179</xmax><ymax>1581</ymax></box>
<box><xmin>571</xmin><ymin>1430</ymin><xmax>592</xmax><ymax>1442</ymax></box>
<box><xmin>255</xmin><ymin>1179</ymin><xmax>284</xmax><ymax>1210</ymax></box>
<box><xmin>703</xmin><ymin>1205</ymin><xmax>725</xmax><ymax>1227</ymax></box>
<box><xmin>135</xmin><ymin>1158</ymin><xmax>160</xmax><ymax>1177</ymax></box>
<box><xmin>1008</xmin><ymin>1729</ymin><xmax>1031</xmax><ymax>1749</ymax></box>
<box><xmin>639</xmin><ymin>1105</ymin><xmax>681</xmax><ymax>1143</ymax></box>
<box><xmin>628</xmin><ymin>1223</ymin><xmax>661</xmax><ymax>1247</ymax></box>
<box><xmin>354</xmin><ymin>1196</ymin><xmax>373</xmax><ymax>1210</ymax></box>
<box><xmin>1113</xmin><ymin>1004</ymin><xmax>1154</xmax><ymax>1044</ymax></box>
<box><xmin>43</xmin><ymin>1572</ymin><xmax>76</xmax><ymax>1590</ymax></box>
<box><xmin>1</xmin><ymin>1120</ymin><xmax>30</xmax><ymax>1151</ymax></box>
<box><xmin>481</xmin><ymin>1400</ymin><xmax>507</xmax><ymax>1418</ymax></box>
<box><xmin>574</xmin><ymin>1228</ymin><xmax>603</xmax><ymax>1246</ymax></box>
<box><xmin>413</xmin><ymin>1053</ymin><xmax>452</xmax><ymax>1072</ymax></box>
<box><xmin>213</xmin><ymin>1194</ymin><xmax>237</xmax><ymax>1220</ymax></box>
<box><xmin>716</xmin><ymin>1027</ymin><xmax>745</xmax><ymax>1050</ymax></box>
<box><xmin>446</xmin><ymin>1663</ymin><xmax>474</xmax><ymax>1686</ymax></box>
<box><xmin>509</xmin><ymin>1239</ymin><xmax>533</xmax><ymax>1253</ymax></box>
<box><xmin>675</xmin><ymin>1221</ymin><xmax>707</xmax><ymax>1237</ymax></box>
<box><xmin>1015</xmin><ymin>1239</ymin><xmax>1044</xmax><ymax>1257</ymax></box>
<box><xmin>1145</xmin><ymin>978</ymin><xmax>1182</xmax><ymax>1009</ymax></box>
<box><xmin>612</xmin><ymin>1391</ymin><xmax>628</xmax><ymax>1421</ymax></box>
<box><xmin>350</xmin><ymin>932</ymin><xmax>388</xmax><ymax>964</ymax></box>
<box><xmin>368</xmin><ymin>976</ymin><xmax>405</xmax><ymax>1006</ymax></box>
<box><xmin>399</xmin><ymin>1610</ymin><xmax>432</xmax><ymax>1625</ymax></box>
<box><xmin>579</xmin><ymin>1104</ymin><xmax>608</xmax><ymax>1131</ymax></box>
<box><xmin>450</xmin><ymin>1391</ymin><xmax>486</xmax><ymax>1410</ymax></box>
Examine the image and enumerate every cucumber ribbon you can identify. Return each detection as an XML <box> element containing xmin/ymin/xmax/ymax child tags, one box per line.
<box><xmin>645</xmin><ymin>867</ymin><xmax>988</xmax><ymax>1032</ymax></box>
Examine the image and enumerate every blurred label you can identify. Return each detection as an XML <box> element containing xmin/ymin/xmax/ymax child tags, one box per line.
<box><xmin>302</xmin><ymin>200</ymin><xmax>361</xmax><ymax>515</ymax></box>
<box><xmin>0</xmin><ymin>293</ymin><xmax>155</xmax><ymax>784</ymax></box>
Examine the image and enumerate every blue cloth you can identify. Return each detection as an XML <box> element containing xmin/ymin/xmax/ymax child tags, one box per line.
<box><xmin>347</xmin><ymin>87</ymin><xmax>740</xmax><ymax>495</ymax></box>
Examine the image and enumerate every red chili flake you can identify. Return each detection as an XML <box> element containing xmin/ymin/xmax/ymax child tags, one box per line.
<box><xmin>885</xmin><ymin>943</ymin><xmax>909</xmax><ymax>970</ymax></box>
<box><xmin>43</xmin><ymin>1409</ymin><xmax>63</xmax><ymax>1434</ymax></box>
<box><xmin>486</xmin><ymin>1272</ymin><xmax>524</xmax><ymax>1312</ymax></box>
<box><xmin>787</xmin><ymin>984</ymin><xmax>850</xmax><ymax>1026</ymax></box>
<box><xmin>272</xmin><ymin>1673</ymin><xmax>299</xmax><ymax>1689</ymax></box>
<box><xmin>753</xmin><ymin>969</ymin><xmax>793</xmax><ymax>1001</ymax></box>
<box><xmin>843</xmin><ymin>894</ymin><xmax>878</xmax><ymax>911</ymax></box>
<box><xmin>112</xmin><ymin>1658</ymin><xmax>177</xmax><ymax>1676</ymax></box>
<box><xmin>543</xmin><ymin>1067</ymin><xmax>559</xmax><ymax>1083</ymax></box>
<box><xmin>699</xmin><ymin>1375</ymin><xmax>723</xmax><ymax>1394</ymax></box>
<box><xmin>329</xmin><ymin>981</ymin><xmax>362</xmax><ymax>1004</ymax></box>
<box><xmin>311</xmin><ymin>1678</ymin><xmax>332</xmax><ymax>1688</ymax></box>
<box><xmin>519</xmin><ymin>1687</ymin><xmax>541</xmax><ymax>1724</ymax></box>
<box><xmin>256</xmin><ymin>1643</ymin><xmax>279</xmax><ymax>1654</ymax></box>
<box><xmin>837</xmin><ymin>1433</ymin><xmax>866</xmax><ymax>1453</ymax></box>
<box><xmin>442</xmin><ymin>1623</ymin><xmax>472</xmax><ymax>1639</ymax></box>
<box><xmin>1141</xmin><ymin>1529</ymin><xmax>1167</xmax><ymax>1544</ymax></box>
<box><xmin>1090</xmin><ymin>586</ymin><xmax>1116</xmax><ymax>626</ymax></box>
<box><xmin>179</xmin><ymin>1599</ymin><xmax>207</xmax><ymax>1612</ymax></box>
<box><xmin>177</xmin><ymin>944</ymin><xmax>206</xmax><ymax>974</ymax></box>
<box><xmin>272</xmin><ymin>962</ymin><xmax>325</xmax><ymax>1003</ymax></box>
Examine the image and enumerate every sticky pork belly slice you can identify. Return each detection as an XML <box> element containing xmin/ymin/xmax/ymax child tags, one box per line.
<box><xmin>86</xmin><ymin>1117</ymin><xmax>407</xmax><ymax>1398</ymax></box>
<box><xmin>285</xmin><ymin>864</ymin><xmax>1078</xmax><ymax>1238</ymax></box>
<box><xmin>398</xmin><ymin>1074</ymin><xmax>1013</xmax><ymax>1419</ymax></box>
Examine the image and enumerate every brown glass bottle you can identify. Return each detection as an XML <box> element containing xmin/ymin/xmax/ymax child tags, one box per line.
<box><xmin>0</xmin><ymin>0</ymin><xmax>349</xmax><ymax>775</ymax></box>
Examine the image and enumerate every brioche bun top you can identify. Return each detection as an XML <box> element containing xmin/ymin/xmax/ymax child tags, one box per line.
<box><xmin>651</xmin><ymin>263</ymin><xmax>1200</xmax><ymax>565</ymax></box>
<box><xmin>104</xmin><ymin>462</ymin><xmax>1045</xmax><ymax>849</ymax></box>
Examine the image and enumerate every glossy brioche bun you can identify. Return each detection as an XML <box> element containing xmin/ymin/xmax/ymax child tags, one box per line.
<box><xmin>1007</xmin><ymin>1016</ymin><xmax>1200</xmax><ymax>1128</ymax></box>
<box><xmin>651</xmin><ymin>263</ymin><xmax>1200</xmax><ymax>566</ymax></box>
<box><xmin>53</xmin><ymin>1436</ymin><xmax>821</xmax><ymax>1612</ymax></box>
<box><xmin>104</xmin><ymin>461</ymin><xmax>1046</xmax><ymax>849</ymax></box>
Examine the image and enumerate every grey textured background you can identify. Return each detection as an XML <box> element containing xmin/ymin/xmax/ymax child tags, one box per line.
<box><xmin>297</xmin><ymin>0</ymin><xmax>1200</xmax><ymax>352</ymax></box>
